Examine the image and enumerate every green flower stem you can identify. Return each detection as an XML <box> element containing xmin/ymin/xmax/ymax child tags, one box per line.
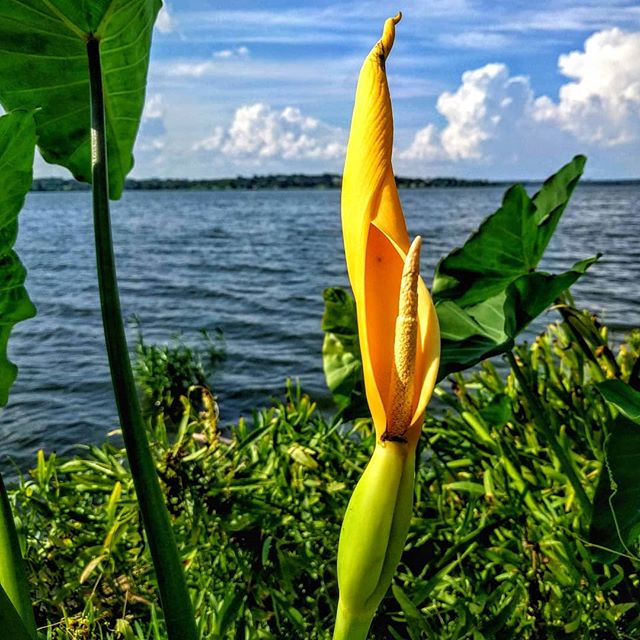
<box><xmin>507</xmin><ymin>350</ymin><xmax>592</xmax><ymax>519</ymax></box>
<box><xmin>87</xmin><ymin>37</ymin><xmax>197</xmax><ymax>640</ymax></box>
<box><xmin>335</xmin><ymin>441</ymin><xmax>416</xmax><ymax>640</ymax></box>
<box><xmin>0</xmin><ymin>474</ymin><xmax>36</xmax><ymax>639</ymax></box>
<box><xmin>334</xmin><ymin>604</ymin><xmax>373</xmax><ymax>640</ymax></box>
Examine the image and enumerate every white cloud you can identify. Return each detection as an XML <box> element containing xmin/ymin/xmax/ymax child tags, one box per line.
<box><xmin>142</xmin><ymin>93</ymin><xmax>164</xmax><ymax>120</ymax></box>
<box><xmin>166</xmin><ymin>47</ymin><xmax>250</xmax><ymax>78</ymax></box>
<box><xmin>167</xmin><ymin>61</ymin><xmax>217</xmax><ymax>78</ymax></box>
<box><xmin>401</xmin><ymin>63</ymin><xmax>537</xmax><ymax>163</ymax></box>
<box><xmin>213</xmin><ymin>46</ymin><xmax>249</xmax><ymax>59</ymax></box>
<box><xmin>400</xmin><ymin>124</ymin><xmax>445</xmax><ymax>162</ymax></box>
<box><xmin>194</xmin><ymin>103</ymin><xmax>345</xmax><ymax>162</ymax></box>
<box><xmin>156</xmin><ymin>4</ymin><xmax>174</xmax><ymax>34</ymax></box>
<box><xmin>533</xmin><ymin>28</ymin><xmax>640</xmax><ymax>146</ymax></box>
<box><xmin>400</xmin><ymin>28</ymin><xmax>640</xmax><ymax>175</ymax></box>
<box><xmin>137</xmin><ymin>93</ymin><xmax>167</xmax><ymax>152</ymax></box>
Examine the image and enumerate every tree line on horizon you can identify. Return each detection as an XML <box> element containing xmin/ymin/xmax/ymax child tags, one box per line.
<box><xmin>31</xmin><ymin>173</ymin><xmax>492</xmax><ymax>191</ymax></box>
<box><xmin>29</xmin><ymin>174</ymin><xmax>638</xmax><ymax>192</ymax></box>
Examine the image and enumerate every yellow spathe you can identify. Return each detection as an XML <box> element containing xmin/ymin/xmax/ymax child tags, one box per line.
<box><xmin>341</xmin><ymin>13</ymin><xmax>440</xmax><ymax>444</ymax></box>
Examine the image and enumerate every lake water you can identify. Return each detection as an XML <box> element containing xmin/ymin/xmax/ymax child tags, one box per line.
<box><xmin>2</xmin><ymin>185</ymin><xmax>638</xmax><ymax>471</ymax></box>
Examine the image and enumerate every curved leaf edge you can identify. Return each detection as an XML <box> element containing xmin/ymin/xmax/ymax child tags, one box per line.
<box><xmin>0</xmin><ymin>110</ymin><xmax>38</xmax><ymax>406</ymax></box>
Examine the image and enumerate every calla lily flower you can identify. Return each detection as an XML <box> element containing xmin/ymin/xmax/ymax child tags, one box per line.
<box><xmin>334</xmin><ymin>14</ymin><xmax>440</xmax><ymax>640</ymax></box>
<box><xmin>341</xmin><ymin>13</ymin><xmax>439</xmax><ymax>445</ymax></box>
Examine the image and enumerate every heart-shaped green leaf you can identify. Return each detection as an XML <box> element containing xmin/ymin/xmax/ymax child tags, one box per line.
<box><xmin>0</xmin><ymin>582</ymin><xmax>34</xmax><ymax>640</ymax></box>
<box><xmin>432</xmin><ymin>155</ymin><xmax>586</xmax><ymax>306</ymax></box>
<box><xmin>436</xmin><ymin>255</ymin><xmax>599</xmax><ymax>378</ymax></box>
<box><xmin>0</xmin><ymin>0</ymin><xmax>161</xmax><ymax>199</ymax></box>
<box><xmin>589</xmin><ymin>380</ymin><xmax>640</xmax><ymax>562</ymax></box>
<box><xmin>0</xmin><ymin>111</ymin><xmax>37</xmax><ymax>407</ymax></box>
<box><xmin>590</xmin><ymin>415</ymin><xmax>640</xmax><ymax>562</ymax></box>
<box><xmin>431</xmin><ymin>156</ymin><xmax>596</xmax><ymax>378</ymax></box>
<box><xmin>597</xmin><ymin>379</ymin><xmax>640</xmax><ymax>423</ymax></box>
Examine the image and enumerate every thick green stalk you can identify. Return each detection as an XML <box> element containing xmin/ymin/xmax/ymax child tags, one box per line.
<box><xmin>87</xmin><ymin>37</ymin><xmax>197</xmax><ymax>640</ymax></box>
<box><xmin>334</xmin><ymin>605</ymin><xmax>372</xmax><ymax>640</ymax></box>
<box><xmin>0</xmin><ymin>474</ymin><xmax>36</xmax><ymax>639</ymax></box>
<box><xmin>335</xmin><ymin>442</ymin><xmax>416</xmax><ymax>640</ymax></box>
<box><xmin>507</xmin><ymin>351</ymin><xmax>592</xmax><ymax>519</ymax></box>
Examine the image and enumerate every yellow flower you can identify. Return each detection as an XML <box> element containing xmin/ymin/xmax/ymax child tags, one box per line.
<box><xmin>334</xmin><ymin>14</ymin><xmax>440</xmax><ymax>639</ymax></box>
<box><xmin>341</xmin><ymin>12</ymin><xmax>440</xmax><ymax>446</ymax></box>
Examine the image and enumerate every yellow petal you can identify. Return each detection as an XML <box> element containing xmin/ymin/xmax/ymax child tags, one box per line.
<box><xmin>342</xmin><ymin>13</ymin><xmax>406</xmax><ymax>300</ymax></box>
<box><xmin>341</xmin><ymin>13</ymin><xmax>440</xmax><ymax>440</ymax></box>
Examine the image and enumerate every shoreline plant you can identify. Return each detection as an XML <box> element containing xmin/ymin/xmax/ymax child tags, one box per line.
<box><xmin>0</xmin><ymin>2</ymin><xmax>196</xmax><ymax>637</ymax></box>
<box><xmin>3</xmin><ymin>311</ymin><xmax>638</xmax><ymax>638</ymax></box>
<box><xmin>334</xmin><ymin>14</ymin><xmax>440</xmax><ymax>639</ymax></box>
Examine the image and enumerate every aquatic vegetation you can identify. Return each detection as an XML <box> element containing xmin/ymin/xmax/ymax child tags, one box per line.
<box><xmin>133</xmin><ymin>326</ymin><xmax>226</xmax><ymax>422</ymax></box>
<box><xmin>4</xmin><ymin>317</ymin><xmax>638</xmax><ymax>638</ymax></box>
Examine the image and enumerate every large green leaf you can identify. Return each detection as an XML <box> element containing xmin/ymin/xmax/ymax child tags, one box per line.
<box><xmin>436</xmin><ymin>256</ymin><xmax>599</xmax><ymax>378</ymax></box>
<box><xmin>0</xmin><ymin>111</ymin><xmax>37</xmax><ymax>407</ymax></box>
<box><xmin>0</xmin><ymin>0</ymin><xmax>161</xmax><ymax>199</ymax></box>
<box><xmin>321</xmin><ymin>287</ymin><xmax>368</xmax><ymax>419</ymax></box>
<box><xmin>432</xmin><ymin>155</ymin><xmax>586</xmax><ymax>306</ymax></box>
<box><xmin>431</xmin><ymin>156</ymin><xmax>597</xmax><ymax>378</ymax></box>
<box><xmin>590</xmin><ymin>380</ymin><xmax>640</xmax><ymax>562</ymax></box>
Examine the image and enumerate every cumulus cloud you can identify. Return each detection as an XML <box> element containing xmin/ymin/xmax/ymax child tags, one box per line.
<box><xmin>194</xmin><ymin>103</ymin><xmax>345</xmax><ymax>161</ymax></box>
<box><xmin>401</xmin><ymin>63</ymin><xmax>538</xmax><ymax>163</ymax></box>
<box><xmin>400</xmin><ymin>28</ymin><xmax>640</xmax><ymax>175</ymax></box>
<box><xmin>533</xmin><ymin>28</ymin><xmax>640</xmax><ymax>146</ymax></box>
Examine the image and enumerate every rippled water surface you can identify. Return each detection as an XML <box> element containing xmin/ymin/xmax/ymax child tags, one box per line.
<box><xmin>3</xmin><ymin>185</ymin><xmax>638</xmax><ymax>470</ymax></box>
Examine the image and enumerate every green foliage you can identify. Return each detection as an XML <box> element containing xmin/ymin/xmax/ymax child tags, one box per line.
<box><xmin>597</xmin><ymin>380</ymin><xmax>640</xmax><ymax>422</ymax></box>
<box><xmin>321</xmin><ymin>288</ymin><xmax>367</xmax><ymax>419</ymax></box>
<box><xmin>133</xmin><ymin>327</ymin><xmax>225</xmax><ymax>421</ymax></box>
<box><xmin>0</xmin><ymin>0</ymin><xmax>161</xmax><ymax>199</ymax></box>
<box><xmin>0</xmin><ymin>4</ymin><xmax>198</xmax><ymax>637</ymax></box>
<box><xmin>0</xmin><ymin>111</ymin><xmax>37</xmax><ymax>406</ymax></box>
<box><xmin>0</xmin><ymin>472</ymin><xmax>37</xmax><ymax>638</ymax></box>
<box><xmin>432</xmin><ymin>156</ymin><xmax>587</xmax><ymax>306</ymax></box>
<box><xmin>7</xmin><ymin>315</ymin><xmax>640</xmax><ymax>638</ymax></box>
<box><xmin>381</xmin><ymin>317</ymin><xmax>638</xmax><ymax>639</ymax></box>
<box><xmin>432</xmin><ymin>155</ymin><xmax>599</xmax><ymax>378</ymax></box>
<box><xmin>15</xmin><ymin>383</ymin><xmax>364</xmax><ymax>639</ymax></box>
<box><xmin>590</xmin><ymin>380</ymin><xmax>640</xmax><ymax>561</ymax></box>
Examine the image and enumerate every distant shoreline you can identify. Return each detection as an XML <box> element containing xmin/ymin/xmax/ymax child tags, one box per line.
<box><xmin>30</xmin><ymin>174</ymin><xmax>640</xmax><ymax>192</ymax></box>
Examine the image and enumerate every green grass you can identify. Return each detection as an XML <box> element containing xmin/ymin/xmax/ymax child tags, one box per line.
<box><xmin>7</xmin><ymin>312</ymin><xmax>640</xmax><ymax>639</ymax></box>
<box><xmin>132</xmin><ymin>325</ymin><xmax>225</xmax><ymax>423</ymax></box>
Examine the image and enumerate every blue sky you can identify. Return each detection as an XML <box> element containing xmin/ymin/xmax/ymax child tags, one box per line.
<box><xmin>44</xmin><ymin>1</ymin><xmax>640</xmax><ymax>179</ymax></box>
